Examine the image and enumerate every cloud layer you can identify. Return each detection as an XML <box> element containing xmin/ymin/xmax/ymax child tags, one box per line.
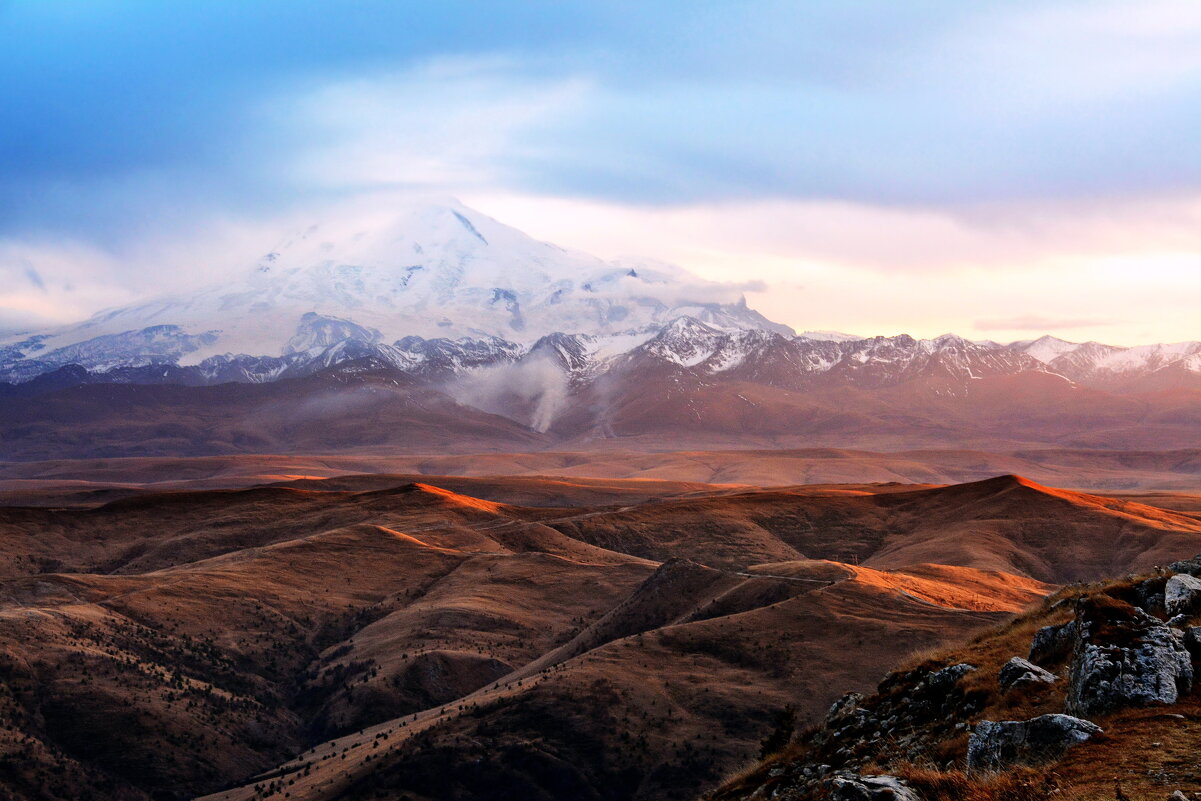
<box><xmin>2</xmin><ymin>1</ymin><xmax>1201</xmax><ymax>343</ymax></box>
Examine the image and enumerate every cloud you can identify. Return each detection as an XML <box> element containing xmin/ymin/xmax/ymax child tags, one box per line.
<box><xmin>973</xmin><ymin>315</ymin><xmax>1120</xmax><ymax>332</ymax></box>
<box><xmin>467</xmin><ymin>191</ymin><xmax>1201</xmax><ymax>277</ymax></box>
<box><xmin>3</xmin><ymin>1</ymin><xmax>1201</xmax><ymax>345</ymax></box>
<box><xmin>278</xmin><ymin>57</ymin><xmax>592</xmax><ymax>193</ymax></box>
<box><xmin>20</xmin><ymin>262</ymin><xmax>45</xmax><ymax>291</ymax></box>
<box><xmin>5</xmin><ymin>0</ymin><xmax>1201</xmax><ymax>244</ymax></box>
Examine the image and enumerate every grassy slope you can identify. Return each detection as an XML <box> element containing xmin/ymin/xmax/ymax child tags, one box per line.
<box><xmin>710</xmin><ymin>575</ymin><xmax>1201</xmax><ymax>801</ymax></box>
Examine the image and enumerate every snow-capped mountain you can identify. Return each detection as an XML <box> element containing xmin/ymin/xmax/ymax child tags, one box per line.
<box><xmin>1</xmin><ymin>200</ymin><xmax>1199</xmax><ymax>443</ymax></box>
<box><xmin>1014</xmin><ymin>335</ymin><xmax>1201</xmax><ymax>390</ymax></box>
<box><xmin>0</xmin><ymin>201</ymin><xmax>787</xmax><ymax>382</ymax></box>
<box><xmin>606</xmin><ymin>326</ymin><xmax>1049</xmax><ymax>396</ymax></box>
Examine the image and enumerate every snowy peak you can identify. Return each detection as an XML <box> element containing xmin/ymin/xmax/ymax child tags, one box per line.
<box><xmin>1019</xmin><ymin>335</ymin><xmax>1080</xmax><ymax>364</ymax></box>
<box><xmin>0</xmin><ymin>202</ymin><xmax>1197</xmax><ymax>398</ymax></box>
<box><xmin>285</xmin><ymin>313</ymin><xmax>381</xmax><ymax>357</ymax></box>
<box><xmin>1011</xmin><ymin>335</ymin><xmax>1201</xmax><ymax>388</ymax></box>
<box><xmin>639</xmin><ymin>317</ymin><xmax>728</xmax><ymax>367</ymax></box>
<box><xmin>1</xmin><ymin>201</ymin><xmax>788</xmax><ymax>374</ymax></box>
<box><xmin>618</xmin><ymin>325</ymin><xmax>1049</xmax><ymax>392</ymax></box>
<box><xmin>525</xmin><ymin>333</ymin><xmax>599</xmax><ymax>375</ymax></box>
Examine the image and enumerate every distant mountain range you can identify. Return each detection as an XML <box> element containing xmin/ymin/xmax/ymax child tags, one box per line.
<box><xmin>1</xmin><ymin>201</ymin><xmax>1198</xmax><ymax>456</ymax></box>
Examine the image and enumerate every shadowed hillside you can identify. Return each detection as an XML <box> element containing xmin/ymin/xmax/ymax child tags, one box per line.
<box><xmin>0</xmin><ymin>473</ymin><xmax>1197</xmax><ymax>800</ymax></box>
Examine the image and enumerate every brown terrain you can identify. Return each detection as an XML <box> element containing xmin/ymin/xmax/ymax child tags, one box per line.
<box><xmin>3</xmin><ymin>358</ymin><xmax>1201</xmax><ymax>462</ymax></box>
<box><xmin>712</xmin><ymin>573</ymin><xmax>1201</xmax><ymax>801</ymax></box>
<box><xmin>3</xmin><ymin>445</ymin><xmax>1201</xmax><ymax>511</ymax></box>
<box><xmin>0</xmin><ymin>472</ymin><xmax>1199</xmax><ymax>800</ymax></box>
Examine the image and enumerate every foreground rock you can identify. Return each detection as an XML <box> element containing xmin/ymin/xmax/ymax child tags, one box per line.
<box><xmin>817</xmin><ymin>663</ymin><xmax>980</xmax><ymax>767</ymax></box>
<box><xmin>967</xmin><ymin>714</ymin><xmax>1102</xmax><ymax>771</ymax></box>
<box><xmin>1184</xmin><ymin>627</ymin><xmax>1201</xmax><ymax>661</ymax></box>
<box><xmin>1067</xmin><ymin>596</ymin><xmax>1193</xmax><ymax>716</ymax></box>
<box><xmin>829</xmin><ymin>773</ymin><xmax>921</xmax><ymax>801</ymax></box>
<box><xmin>1165</xmin><ymin>573</ymin><xmax>1201</xmax><ymax>617</ymax></box>
<box><xmin>999</xmin><ymin>656</ymin><xmax>1057</xmax><ymax>691</ymax></box>
<box><xmin>1168</xmin><ymin>554</ymin><xmax>1201</xmax><ymax>576</ymax></box>
<box><xmin>1132</xmin><ymin>575</ymin><xmax>1168</xmax><ymax>617</ymax></box>
<box><xmin>1028</xmin><ymin>620</ymin><xmax>1076</xmax><ymax>667</ymax></box>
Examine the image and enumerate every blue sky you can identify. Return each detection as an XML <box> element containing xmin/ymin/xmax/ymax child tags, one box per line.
<box><xmin>3</xmin><ymin>0</ymin><xmax>1201</xmax><ymax>342</ymax></box>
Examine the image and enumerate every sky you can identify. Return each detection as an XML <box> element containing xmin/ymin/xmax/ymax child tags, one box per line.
<box><xmin>2</xmin><ymin>0</ymin><xmax>1201</xmax><ymax>344</ymax></box>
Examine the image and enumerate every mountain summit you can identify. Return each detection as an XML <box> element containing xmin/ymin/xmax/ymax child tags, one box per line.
<box><xmin>1</xmin><ymin>203</ymin><xmax>1199</xmax><ymax>451</ymax></box>
<box><xmin>2</xmin><ymin>203</ymin><xmax>1198</xmax><ymax>395</ymax></box>
<box><xmin>0</xmin><ymin>201</ymin><xmax>786</xmax><ymax>380</ymax></box>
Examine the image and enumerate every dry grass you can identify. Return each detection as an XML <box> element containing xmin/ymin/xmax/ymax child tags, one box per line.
<box><xmin>892</xmin><ymin>764</ymin><xmax>1059</xmax><ymax>801</ymax></box>
<box><xmin>714</xmin><ymin>568</ymin><xmax>1201</xmax><ymax>801</ymax></box>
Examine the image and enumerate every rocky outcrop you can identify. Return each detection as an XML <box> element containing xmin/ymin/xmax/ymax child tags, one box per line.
<box><xmin>1168</xmin><ymin>554</ymin><xmax>1201</xmax><ymax>576</ymax></box>
<box><xmin>829</xmin><ymin>773</ymin><xmax>921</xmax><ymax>801</ymax></box>
<box><xmin>711</xmin><ymin>569</ymin><xmax>1201</xmax><ymax>801</ymax></box>
<box><xmin>999</xmin><ymin>656</ymin><xmax>1057</xmax><ymax>691</ymax></box>
<box><xmin>967</xmin><ymin>714</ymin><xmax>1102</xmax><ymax>771</ymax></box>
<box><xmin>1132</xmin><ymin>576</ymin><xmax>1168</xmax><ymax>617</ymax></box>
<box><xmin>1165</xmin><ymin>574</ymin><xmax>1201</xmax><ymax>617</ymax></box>
<box><xmin>1066</xmin><ymin>596</ymin><xmax>1193</xmax><ymax>717</ymax></box>
<box><xmin>813</xmin><ymin>663</ymin><xmax>981</xmax><ymax>771</ymax></box>
<box><xmin>1029</xmin><ymin>620</ymin><xmax>1076</xmax><ymax>667</ymax></box>
<box><xmin>1184</xmin><ymin>627</ymin><xmax>1201</xmax><ymax>661</ymax></box>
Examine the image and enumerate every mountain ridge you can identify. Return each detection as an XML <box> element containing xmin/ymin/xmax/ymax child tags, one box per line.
<box><xmin>1</xmin><ymin>202</ymin><xmax>1198</xmax><ymax>456</ymax></box>
<box><xmin>1</xmin><ymin>202</ymin><xmax>1197</xmax><ymax>395</ymax></box>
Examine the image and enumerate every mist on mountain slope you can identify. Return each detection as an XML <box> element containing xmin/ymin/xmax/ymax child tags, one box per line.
<box><xmin>446</xmin><ymin>352</ymin><xmax>571</xmax><ymax>433</ymax></box>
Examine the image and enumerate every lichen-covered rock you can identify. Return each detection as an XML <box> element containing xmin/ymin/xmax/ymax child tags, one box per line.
<box><xmin>1029</xmin><ymin>620</ymin><xmax>1076</xmax><ymax>667</ymax></box>
<box><xmin>1133</xmin><ymin>576</ymin><xmax>1169</xmax><ymax>616</ymax></box>
<box><xmin>999</xmin><ymin>656</ymin><xmax>1057</xmax><ymax>691</ymax></box>
<box><xmin>927</xmin><ymin>662</ymin><xmax>976</xmax><ymax>688</ymax></box>
<box><xmin>1169</xmin><ymin>555</ymin><xmax>1201</xmax><ymax>576</ymax></box>
<box><xmin>829</xmin><ymin>773</ymin><xmax>921</xmax><ymax>801</ymax></box>
<box><xmin>809</xmin><ymin>663</ymin><xmax>983</xmax><ymax>774</ymax></box>
<box><xmin>890</xmin><ymin>663</ymin><xmax>977</xmax><ymax>725</ymax></box>
<box><xmin>825</xmin><ymin>692</ymin><xmax>865</xmax><ymax>723</ymax></box>
<box><xmin>1165</xmin><ymin>574</ymin><xmax>1201</xmax><ymax>617</ymax></box>
<box><xmin>1067</xmin><ymin>596</ymin><xmax>1193</xmax><ymax>717</ymax></box>
<box><xmin>967</xmin><ymin>714</ymin><xmax>1102</xmax><ymax>771</ymax></box>
<box><xmin>1183</xmin><ymin>627</ymin><xmax>1201</xmax><ymax>661</ymax></box>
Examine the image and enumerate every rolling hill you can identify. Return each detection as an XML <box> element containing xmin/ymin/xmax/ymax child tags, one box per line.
<box><xmin>0</xmin><ymin>474</ymin><xmax>1198</xmax><ymax>800</ymax></box>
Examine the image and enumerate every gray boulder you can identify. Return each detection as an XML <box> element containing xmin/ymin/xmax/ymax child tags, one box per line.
<box><xmin>1130</xmin><ymin>575</ymin><xmax>1169</xmax><ymax>616</ymax></box>
<box><xmin>1067</xmin><ymin>596</ymin><xmax>1193</xmax><ymax>717</ymax></box>
<box><xmin>1029</xmin><ymin>620</ymin><xmax>1076</xmax><ymax>667</ymax></box>
<box><xmin>825</xmin><ymin>692</ymin><xmax>864</xmax><ymax>722</ymax></box>
<box><xmin>1169</xmin><ymin>555</ymin><xmax>1201</xmax><ymax>576</ymax></box>
<box><xmin>999</xmin><ymin>656</ymin><xmax>1057</xmax><ymax>691</ymax></box>
<box><xmin>1183</xmin><ymin>626</ymin><xmax>1201</xmax><ymax>661</ymax></box>
<box><xmin>1166</xmin><ymin>574</ymin><xmax>1201</xmax><ymax>617</ymax></box>
<box><xmin>830</xmin><ymin>773</ymin><xmax>921</xmax><ymax>801</ymax></box>
<box><xmin>967</xmin><ymin>714</ymin><xmax>1102</xmax><ymax>771</ymax></box>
